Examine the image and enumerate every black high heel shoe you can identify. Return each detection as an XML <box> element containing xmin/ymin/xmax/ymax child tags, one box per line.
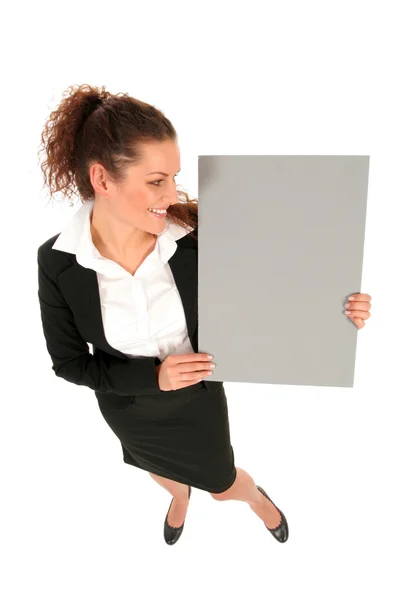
<box><xmin>256</xmin><ymin>485</ymin><xmax>289</xmax><ymax>543</ymax></box>
<box><xmin>164</xmin><ymin>485</ymin><xmax>192</xmax><ymax>545</ymax></box>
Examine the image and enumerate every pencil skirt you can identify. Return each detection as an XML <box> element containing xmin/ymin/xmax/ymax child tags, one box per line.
<box><xmin>95</xmin><ymin>380</ymin><xmax>237</xmax><ymax>494</ymax></box>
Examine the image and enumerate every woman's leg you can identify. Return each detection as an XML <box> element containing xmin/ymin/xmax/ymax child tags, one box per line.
<box><xmin>149</xmin><ymin>472</ymin><xmax>190</xmax><ymax>528</ymax></box>
<box><xmin>210</xmin><ymin>467</ymin><xmax>282</xmax><ymax>529</ymax></box>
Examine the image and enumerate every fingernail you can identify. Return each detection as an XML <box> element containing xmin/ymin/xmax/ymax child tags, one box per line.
<box><xmin>348</xmin><ymin>296</ymin><xmax>354</xmax><ymax>300</ymax></box>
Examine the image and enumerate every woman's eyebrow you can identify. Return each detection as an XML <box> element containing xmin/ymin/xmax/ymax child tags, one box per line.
<box><xmin>146</xmin><ymin>169</ymin><xmax>181</xmax><ymax>176</ymax></box>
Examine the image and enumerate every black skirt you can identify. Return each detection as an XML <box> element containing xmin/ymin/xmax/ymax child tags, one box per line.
<box><xmin>95</xmin><ymin>380</ymin><xmax>237</xmax><ymax>494</ymax></box>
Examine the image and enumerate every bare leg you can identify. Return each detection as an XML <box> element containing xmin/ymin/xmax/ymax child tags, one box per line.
<box><xmin>210</xmin><ymin>467</ymin><xmax>282</xmax><ymax>529</ymax></box>
<box><xmin>149</xmin><ymin>472</ymin><xmax>190</xmax><ymax>528</ymax></box>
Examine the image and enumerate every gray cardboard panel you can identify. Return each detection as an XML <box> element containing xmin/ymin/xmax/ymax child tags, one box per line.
<box><xmin>197</xmin><ymin>155</ymin><xmax>369</xmax><ymax>388</ymax></box>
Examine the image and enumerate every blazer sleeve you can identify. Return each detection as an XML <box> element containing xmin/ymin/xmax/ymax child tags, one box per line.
<box><xmin>37</xmin><ymin>247</ymin><xmax>162</xmax><ymax>396</ymax></box>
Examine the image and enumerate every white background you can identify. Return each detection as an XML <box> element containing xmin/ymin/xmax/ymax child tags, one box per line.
<box><xmin>1</xmin><ymin>1</ymin><xmax>399</xmax><ymax>598</ymax></box>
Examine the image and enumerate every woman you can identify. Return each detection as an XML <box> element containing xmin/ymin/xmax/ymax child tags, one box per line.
<box><xmin>37</xmin><ymin>84</ymin><xmax>372</xmax><ymax>546</ymax></box>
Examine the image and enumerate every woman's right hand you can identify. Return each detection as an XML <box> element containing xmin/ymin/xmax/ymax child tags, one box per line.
<box><xmin>156</xmin><ymin>353</ymin><xmax>215</xmax><ymax>391</ymax></box>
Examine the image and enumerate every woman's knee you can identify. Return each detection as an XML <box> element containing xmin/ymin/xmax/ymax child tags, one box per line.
<box><xmin>209</xmin><ymin>490</ymin><xmax>230</xmax><ymax>501</ymax></box>
<box><xmin>209</xmin><ymin>480</ymin><xmax>236</xmax><ymax>501</ymax></box>
<box><xmin>209</xmin><ymin>468</ymin><xmax>239</xmax><ymax>500</ymax></box>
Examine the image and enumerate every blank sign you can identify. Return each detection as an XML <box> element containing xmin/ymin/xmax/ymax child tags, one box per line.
<box><xmin>197</xmin><ymin>155</ymin><xmax>369</xmax><ymax>388</ymax></box>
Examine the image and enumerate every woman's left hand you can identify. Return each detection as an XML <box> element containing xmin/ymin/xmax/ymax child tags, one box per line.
<box><xmin>344</xmin><ymin>293</ymin><xmax>372</xmax><ymax>330</ymax></box>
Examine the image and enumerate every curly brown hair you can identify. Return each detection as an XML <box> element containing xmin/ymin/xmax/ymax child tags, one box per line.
<box><xmin>37</xmin><ymin>83</ymin><xmax>198</xmax><ymax>238</ymax></box>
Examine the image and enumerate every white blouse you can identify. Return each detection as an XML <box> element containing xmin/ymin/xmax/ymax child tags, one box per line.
<box><xmin>52</xmin><ymin>199</ymin><xmax>195</xmax><ymax>362</ymax></box>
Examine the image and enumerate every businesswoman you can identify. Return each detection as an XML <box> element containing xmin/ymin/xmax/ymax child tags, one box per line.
<box><xmin>37</xmin><ymin>84</ymin><xmax>372</xmax><ymax>546</ymax></box>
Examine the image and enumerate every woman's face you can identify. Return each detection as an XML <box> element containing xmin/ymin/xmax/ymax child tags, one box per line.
<box><xmin>90</xmin><ymin>139</ymin><xmax>181</xmax><ymax>237</ymax></box>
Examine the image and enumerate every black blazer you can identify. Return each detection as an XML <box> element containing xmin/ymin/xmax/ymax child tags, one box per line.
<box><xmin>37</xmin><ymin>226</ymin><xmax>222</xmax><ymax>397</ymax></box>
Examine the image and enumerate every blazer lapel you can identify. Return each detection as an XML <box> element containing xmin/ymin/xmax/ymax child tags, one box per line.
<box><xmin>169</xmin><ymin>246</ymin><xmax>198</xmax><ymax>346</ymax></box>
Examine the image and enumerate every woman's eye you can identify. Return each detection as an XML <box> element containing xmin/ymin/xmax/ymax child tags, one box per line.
<box><xmin>150</xmin><ymin>175</ymin><xmax>178</xmax><ymax>186</ymax></box>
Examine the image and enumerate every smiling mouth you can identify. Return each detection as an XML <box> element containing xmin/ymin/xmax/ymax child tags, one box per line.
<box><xmin>148</xmin><ymin>209</ymin><xmax>167</xmax><ymax>218</ymax></box>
